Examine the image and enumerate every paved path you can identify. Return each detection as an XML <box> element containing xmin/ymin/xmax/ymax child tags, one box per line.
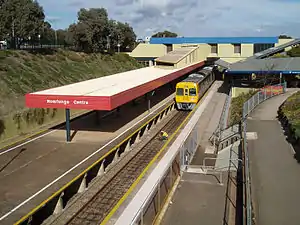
<box><xmin>247</xmin><ymin>89</ymin><xmax>300</xmax><ymax>225</ymax></box>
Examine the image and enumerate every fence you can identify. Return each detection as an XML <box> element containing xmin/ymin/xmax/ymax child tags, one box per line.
<box><xmin>241</xmin><ymin>82</ymin><xmax>287</xmax><ymax>225</ymax></box>
<box><xmin>209</xmin><ymin>87</ymin><xmax>232</xmax><ymax>150</ymax></box>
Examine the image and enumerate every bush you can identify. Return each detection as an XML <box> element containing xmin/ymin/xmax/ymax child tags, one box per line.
<box><xmin>22</xmin><ymin>109</ymin><xmax>35</xmax><ymax>125</ymax></box>
<box><xmin>229</xmin><ymin>91</ymin><xmax>258</xmax><ymax>126</ymax></box>
<box><xmin>13</xmin><ymin>112</ymin><xmax>22</xmax><ymax>130</ymax></box>
<box><xmin>51</xmin><ymin>108</ymin><xmax>57</xmax><ymax>118</ymax></box>
<box><xmin>287</xmin><ymin>46</ymin><xmax>300</xmax><ymax>57</ymax></box>
<box><xmin>34</xmin><ymin>108</ymin><xmax>46</xmax><ymax>125</ymax></box>
<box><xmin>0</xmin><ymin>119</ymin><xmax>5</xmax><ymax>137</ymax></box>
<box><xmin>280</xmin><ymin>91</ymin><xmax>300</xmax><ymax>138</ymax></box>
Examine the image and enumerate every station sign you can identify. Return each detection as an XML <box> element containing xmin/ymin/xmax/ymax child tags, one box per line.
<box><xmin>46</xmin><ymin>99</ymin><xmax>89</xmax><ymax>106</ymax></box>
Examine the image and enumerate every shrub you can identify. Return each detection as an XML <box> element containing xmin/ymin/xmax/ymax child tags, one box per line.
<box><xmin>0</xmin><ymin>118</ymin><xmax>5</xmax><ymax>137</ymax></box>
<box><xmin>229</xmin><ymin>90</ymin><xmax>258</xmax><ymax>126</ymax></box>
<box><xmin>34</xmin><ymin>108</ymin><xmax>46</xmax><ymax>125</ymax></box>
<box><xmin>13</xmin><ymin>112</ymin><xmax>22</xmax><ymax>130</ymax></box>
<box><xmin>51</xmin><ymin>108</ymin><xmax>58</xmax><ymax>118</ymax></box>
<box><xmin>22</xmin><ymin>109</ymin><xmax>35</xmax><ymax>125</ymax></box>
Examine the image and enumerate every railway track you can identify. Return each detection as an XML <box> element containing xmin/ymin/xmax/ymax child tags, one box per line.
<box><xmin>66</xmin><ymin>111</ymin><xmax>188</xmax><ymax>225</ymax></box>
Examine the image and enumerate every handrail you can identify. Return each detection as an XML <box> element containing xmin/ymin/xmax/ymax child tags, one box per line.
<box><xmin>209</xmin><ymin>86</ymin><xmax>232</xmax><ymax>147</ymax></box>
<box><xmin>203</xmin><ymin>157</ymin><xmax>242</xmax><ymax>169</ymax></box>
<box><xmin>216</xmin><ymin>131</ymin><xmax>240</xmax><ymax>144</ymax></box>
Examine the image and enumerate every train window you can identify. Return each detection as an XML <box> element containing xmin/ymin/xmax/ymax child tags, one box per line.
<box><xmin>176</xmin><ymin>88</ymin><xmax>184</xmax><ymax>96</ymax></box>
<box><xmin>189</xmin><ymin>88</ymin><xmax>196</xmax><ymax>96</ymax></box>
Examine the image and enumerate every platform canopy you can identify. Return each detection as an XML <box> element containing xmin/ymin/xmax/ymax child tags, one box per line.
<box><xmin>25</xmin><ymin>61</ymin><xmax>205</xmax><ymax>111</ymax></box>
<box><xmin>225</xmin><ymin>57</ymin><xmax>300</xmax><ymax>75</ymax></box>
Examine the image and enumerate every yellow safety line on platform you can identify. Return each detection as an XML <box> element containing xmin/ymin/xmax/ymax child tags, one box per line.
<box><xmin>152</xmin><ymin>176</ymin><xmax>181</xmax><ymax>225</ymax></box>
<box><xmin>100</xmin><ymin>84</ymin><xmax>213</xmax><ymax>225</ymax></box>
<box><xmin>14</xmin><ymin>102</ymin><xmax>174</xmax><ymax>225</ymax></box>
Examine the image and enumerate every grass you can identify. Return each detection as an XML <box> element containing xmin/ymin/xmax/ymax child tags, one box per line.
<box><xmin>229</xmin><ymin>90</ymin><xmax>258</xmax><ymax>126</ymax></box>
<box><xmin>0</xmin><ymin>49</ymin><xmax>144</xmax><ymax>144</ymax></box>
<box><xmin>280</xmin><ymin>91</ymin><xmax>300</xmax><ymax>138</ymax></box>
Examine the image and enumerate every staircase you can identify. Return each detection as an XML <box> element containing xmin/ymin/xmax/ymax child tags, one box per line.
<box><xmin>184</xmin><ymin>124</ymin><xmax>242</xmax><ymax>184</ymax></box>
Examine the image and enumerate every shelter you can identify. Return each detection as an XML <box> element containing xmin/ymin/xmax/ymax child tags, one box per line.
<box><xmin>25</xmin><ymin>61</ymin><xmax>205</xmax><ymax>141</ymax></box>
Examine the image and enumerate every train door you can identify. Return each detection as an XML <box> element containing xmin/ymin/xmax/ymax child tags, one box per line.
<box><xmin>183</xmin><ymin>86</ymin><xmax>189</xmax><ymax>102</ymax></box>
<box><xmin>197</xmin><ymin>83</ymin><xmax>201</xmax><ymax>98</ymax></box>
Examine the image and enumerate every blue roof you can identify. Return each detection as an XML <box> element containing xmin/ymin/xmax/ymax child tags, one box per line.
<box><xmin>149</xmin><ymin>37</ymin><xmax>279</xmax><ymax>44</ymax></box>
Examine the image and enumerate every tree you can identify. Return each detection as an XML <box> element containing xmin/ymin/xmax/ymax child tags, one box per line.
<box><xmin>67</xmin><ymin>8</ymin><xmax>110</xmax><ymax>52</ymax></box>
<box><xmin>287</xmin><ymin>46</ymin><xmax>300</xmax><ymax>57</ymax></box>
<box><xmin>152</xmin><ymin>30</ymin><xmax>178</xmax><ymax>38</ymax></box>
<box><xmin>67</xmin><ymin>8</ymin><xmax>137</xmax><ymax>53</ymax></box>
<box><xmin>56</xmin><ymin>29</ymin><xmax>69</xmax><ymax>46</ymax></box>
<box><xmin>108</xmin><ymin>20</ymin><xmax>136</xmax><ymax>52</ymax></box>
<box><xmin>40</xmin><ymin>21</ymin><xmax>55</xmax><ymax>45</ymax></box>
<box><xmin>0</xmin><ymin>0</ymin><xmax>46</xmax><ymax>48</ymax></box>
<box><xmin>279</xmin><ymin>35</ymin><xmax>292</xmax><ymax>39</ymax></box>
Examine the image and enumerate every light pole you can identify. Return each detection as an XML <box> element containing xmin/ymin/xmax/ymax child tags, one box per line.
<box><xmin>148</xmin><ymin>91</ymin><xmax>155</xmax><ymax>113</ymax></box>
<box><xmin>117</xmin><ymin>43</ymin><xmax>120</xmax><ymax>53</ymax></box>
<box><xmin>38</xmin><ymin>34</ymin><xmax>41</xmax><ymax>48</ymax></box>
<box><xmin>47</xmin><ymin>17</ymin><xmax>60</xmax><ymax>47</ymax></box>
<box><xmin>28</xmin><ymin>36</ymin><xmax>31</xmax><ymax>49</ymax></box>
<box><xmin>107</xmin><ymin>34</ymin><xmax>111</xmax><ymax>51</ymax></box>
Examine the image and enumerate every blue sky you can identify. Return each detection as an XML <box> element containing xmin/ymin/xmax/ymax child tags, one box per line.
<box><xmin>38</xmin><ymin>0</ymin><xmax>300</xmax><ymax>39</ymax></box>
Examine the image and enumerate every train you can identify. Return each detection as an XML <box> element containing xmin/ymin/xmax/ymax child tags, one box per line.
<box><xmin>175</xmin><ymin>65</ymin><xmax>216</xmax><ymax>110</ymax></box>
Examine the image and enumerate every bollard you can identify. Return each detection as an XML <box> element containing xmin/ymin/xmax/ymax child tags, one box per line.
<box><xmin>53</xmin><ymin>192</ymin><xmax>64</xmax><ymax>214</ymax></box>
<box><xmin>125</xmin><ymin>139</ymin><xmax>131</xmax><ymax>152</ymax></box>
<box><xmin>97</xmin><ymin>159</ymin><xmax>106</xmax><ymax>177</ymax></box>
<box><xmin>134</xmin><ymin>131</ymin><xmax>142</xmax><ymax>144</ymax></box>
<box><xmin>143</xmin><ymin>124</ymin><xmax>149</xmax><ymax>136</ymax></box>
<box><xmin>112</xmin><ymin>148</ymin><xmax>120</xmax><ymax>164</ymax></box>
<box><xmin>78</xmin><ymin>173</ymin><xmax>87</xmax><ymax>193</ymax></box>
<box><xmin>157</xmin><ymin>115</ymin><xmax>161</xmax><ymax>124</ymax></box>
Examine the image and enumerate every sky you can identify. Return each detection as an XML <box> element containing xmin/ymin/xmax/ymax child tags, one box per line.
<box><xmin>38</xmin><ymin>0</ymin><xmax>300</xmax><ymax>39</ymax></box>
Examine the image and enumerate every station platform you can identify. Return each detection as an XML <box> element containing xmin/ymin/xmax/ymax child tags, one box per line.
<box><xmin>0</xmin><ymin>90</ymin><xmax>175</xmax><ymax>225</ymax></box>
<box><xmin>247</xmin><ymin>88</ymin><xmax>300</xmax><ymax>225</ymax></box>
<box><xmin>158</xmin><ymin>81</ymin><xmax>231</xmax><ymax>225</ymax></box>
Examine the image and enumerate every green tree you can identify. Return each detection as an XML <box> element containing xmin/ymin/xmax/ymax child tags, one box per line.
<box><xmin>67</xmin><ymin>7</ymin><xmax>137</xmax><ymax>53</ymax></box>
<box><xmin>67</xmin><ymin>8</ymin><xmax>109</xmax><ymax>52</ymax></box>
<box><xmin>287</xmin><ymin>46</ymin><xmax>300</xmax><ymax>57</ymax></box>
<box><xmin>152</xmin><ymin>30</ymin><xmax>178</xmax><ymax>38</ymax></box>
<box><xmin>279</xmin><ymin>35</ymin><xmax>292</xmax><ymax>39</ymax></box>
<box><xmin>108</xmin><ymin>20</ymin><xmax>136</xmax><ymax>52</ymax></box>
<box><xmin>40</xmin><ymin>21</ymin><xmax>55</xmax><ymax>45</ymax></box>
<box><xmin>0</xmin><ymin>0</ymin><xmax>46</xmax><ymax>48</ymax></box>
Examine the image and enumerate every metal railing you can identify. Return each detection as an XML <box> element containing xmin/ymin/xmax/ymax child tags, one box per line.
<box><xmin>241</xmin><ymin>82</ymin><xmax>287</xmax><ymax>225</ymax></box>
<box><xmin>210</xmin><ymin>87</ymin><xmax>232</xmax><ymax>149</ymax></box>
<box><xmin>13</xmin><ymin>102</ymin><xmax>177</xmax><ymax>225</ymax></box>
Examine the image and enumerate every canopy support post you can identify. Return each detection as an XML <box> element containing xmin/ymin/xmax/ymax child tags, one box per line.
<box><xmin>65</xmin><ymin>108</ymin><xmax>71</xmax><ymax>142</ymax></box>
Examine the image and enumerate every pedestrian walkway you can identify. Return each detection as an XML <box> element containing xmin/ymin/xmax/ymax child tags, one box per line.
<box><xmin>247</xmin><ymin>89</ymin><xmax>300</xmax><ymax>225</ymax></box>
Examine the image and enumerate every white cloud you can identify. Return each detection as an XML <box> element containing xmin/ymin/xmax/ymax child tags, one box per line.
<box><xmin>38</xmin><ymin>0</ymin><xmax>300</xmax><ymax>38</ymax></box>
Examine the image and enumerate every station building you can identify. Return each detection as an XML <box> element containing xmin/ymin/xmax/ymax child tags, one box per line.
<box><xmin>130</xmin><ymin>36</ymin><xmax>294</xmax><ymax>66</ymax></box>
